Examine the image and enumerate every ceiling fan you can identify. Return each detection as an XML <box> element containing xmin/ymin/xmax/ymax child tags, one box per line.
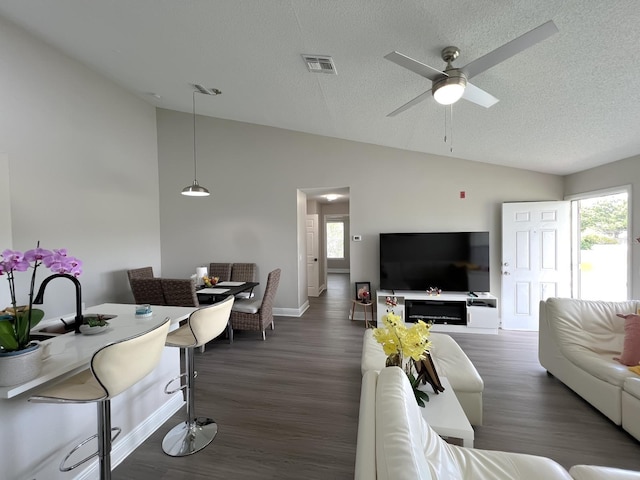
<box><xmin>385</xmin><ymin>20</ymin><xmax>558</xmax><ymax>117</ymax></box>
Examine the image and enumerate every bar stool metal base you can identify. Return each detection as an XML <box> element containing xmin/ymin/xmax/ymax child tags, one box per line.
<box><xmin>162</xmin><ymin>417</ymin><xmax>218</xmax><ymax>456</ymax></box>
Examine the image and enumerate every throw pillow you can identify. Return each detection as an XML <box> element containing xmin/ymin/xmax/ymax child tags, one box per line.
<box><xmin>629</xmin><ymin>365</ymin><xmax>640</xmax><ymax>376</ymax></box>
<box><xmin>615</xmin><ymin>313</ymin><xmax>640</xmax><ymax>366</ymax></box>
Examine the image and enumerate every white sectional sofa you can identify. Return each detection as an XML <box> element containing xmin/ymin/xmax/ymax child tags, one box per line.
<box><xmin>539</xmin><ymin>297</ymin><xmax>640</xmax><ymax>440</ymax></box>
<box><xmin>361</xmin><ymin>329</ymin><xmax>484</xmax><ymax>425</ymax></box>
<box><xmin>355</xmin><ymin>367</ymin><xmax>640</xmax><ymax>480</ymax></box>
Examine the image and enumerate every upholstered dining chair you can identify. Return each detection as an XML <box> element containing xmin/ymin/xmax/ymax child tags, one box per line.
<box><xmin>161</xmin><ymin>278</ymin><xmax>199</xmax><ymax>307</ymax></box>
<box><xmin>129</xmin><ymin>277</ymin><xmax>166</xmax><ymax>305</ymax></box>
<box><xmin>208</xmin><ymin>263</ymin><xmax>232</xmax><ymax>282</ymax></box>
<box><xmin>29</xmin><ymin>318</ymin><xmax>171</xmax><ymax>480</ymax></box>
<box><xmin>229</xmin><ymin>268</ymin><xmax>280</xmax><ymax>341</ymax></box>
<box><xmin>230</xmin><ymin>262</ymin><xmax>257</xmax><ymax>299</ymax></box>
<box><xmin>162</xmin><ymin>296</ymin><xmax>234</xmax><ymax>456</ymax></box>
<box><xmin>126</xmin><ymin>266</ymin><xmax>154</xmax><ymax>281</ymax></box>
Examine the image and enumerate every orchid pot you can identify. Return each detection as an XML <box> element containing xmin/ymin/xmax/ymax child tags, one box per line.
<box><xmin>0</xmin><ymin>244</ymin><xmax>82</xmax><ymax>386</ymax></box>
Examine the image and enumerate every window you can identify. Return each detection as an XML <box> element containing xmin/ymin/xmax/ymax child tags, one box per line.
<box><xmin>569</xmin><ymin>188</ymin><xmax>630</xmax><ymax>301</ymax></box>
<box><xmin>326</xmin><ymin>221</ymin><xmax>345</xmax><ymax>259</ymax></box>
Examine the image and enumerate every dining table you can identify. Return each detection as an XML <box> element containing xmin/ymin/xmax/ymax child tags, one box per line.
<box><xmin>196</xmin><ymin>281</ymin><xmax>259</xmax><ymax>304</ymax></box>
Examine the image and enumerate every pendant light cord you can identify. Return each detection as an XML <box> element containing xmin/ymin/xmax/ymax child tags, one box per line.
<box><xmin>193</xmin><ymin>90</ymin><xmax>198</xmax><ymax>180</ymax></box>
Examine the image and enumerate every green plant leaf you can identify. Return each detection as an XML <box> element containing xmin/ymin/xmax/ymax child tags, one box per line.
<box><xmin>0</xmin><ymin>319</ymin><xmax>19</xmax><ymax>351</ymax></box>
<box><xmin>28</xmin><ymin>309</ymin><xmax>45</xmax><ymax>329</ymax></box>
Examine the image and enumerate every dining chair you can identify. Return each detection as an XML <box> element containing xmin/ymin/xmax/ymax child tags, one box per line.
<box><xmin>230</xmin><ymin>262</ymin><xmax>257</xmax><ymax>298</ymax></box>
<box><xmin>129</xmin><ymin>277</ymin><xmax>166</xmax><ymax>305</ymax></box>
<box><xmin>126</xmin><ymin>266</ymin><xmax>154</xmax><ymax>281</ymax></box>
<box><xmin>29</xmin><ymin>319</ymin><xmax>171</xmax><ymax>479</ymax></box>
<box><xmin>208</xmin><ymin>263</ymin><xmax>232</xmax><ymax>282</ymax></box>
<box><xmin>161</xmin><ymin>278</ymin><xmax>199</xmax><ymax>307</ymax></box>
<box><xmin>229</xmin><ymin>268</ymin><xmax>280</xmax><ymax>341</ymax></box>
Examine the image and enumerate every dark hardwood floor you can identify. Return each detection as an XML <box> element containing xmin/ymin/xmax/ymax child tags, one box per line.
<box><xmin>114</xmin><ymin>273</ymin><xmax>639</xmax><ymax>479</ymax></box>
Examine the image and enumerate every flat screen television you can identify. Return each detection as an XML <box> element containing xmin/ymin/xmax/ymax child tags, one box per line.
<box><xmin>379</xmin><ymin>232</ymin><xmax>490</xmax><ymax>293</ymax></box>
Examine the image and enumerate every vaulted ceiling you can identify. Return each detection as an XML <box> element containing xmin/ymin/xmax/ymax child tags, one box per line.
<box><xmin>1</xmin><ymin>1</ymin><xmax>639</xmax><ymax>175</ymax></box>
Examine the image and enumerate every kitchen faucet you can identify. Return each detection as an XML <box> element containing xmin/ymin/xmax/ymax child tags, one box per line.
<box><xmin>34</xmin><ymin>273</ymin><xmax>83</xmax><ymax>334</ymax></box>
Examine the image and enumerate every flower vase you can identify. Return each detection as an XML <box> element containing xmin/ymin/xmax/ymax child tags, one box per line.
<box><xmin>0</xmin><ymin>343</ymin><xmax>43</xmax><ymax>387</ymax></box>
<box><xmin>385</xmin><ymin>352</ymin><xmax>403</xmax><ymax>368</ymax></box>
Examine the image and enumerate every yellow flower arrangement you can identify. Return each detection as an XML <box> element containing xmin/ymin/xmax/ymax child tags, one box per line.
<box><xmin>373</xmin><ymin>312</ymin><xmax>431</xmax><ymax>361</ymax></box>
<box><xmin>373</xmin><ymin>312</ymin><xmax>432</xmax><ymax>406</ymax></box>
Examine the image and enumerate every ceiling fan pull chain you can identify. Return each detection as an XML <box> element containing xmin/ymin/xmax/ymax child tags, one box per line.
<box><xmin>444</xmin><ymin>106</ymin><xmax>448</xmax><ymax>144</ymax></box>
<box><xmin>450</xmin><ymin>104</ymin><xmax>454</xmax><ymax>153</ymax></box>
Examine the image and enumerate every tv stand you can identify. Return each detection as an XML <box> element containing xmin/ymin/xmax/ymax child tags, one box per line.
<box><xmin>376</xmin><ymin>290</ymin><xmax>499</xmax><ymax>334</ymax></box>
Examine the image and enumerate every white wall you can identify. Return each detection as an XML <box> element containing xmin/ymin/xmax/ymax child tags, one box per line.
<box><xmin>156</xmin><ymin>108</ymin><xmax>564</xmax><ymax>311</ymax></box>
<box><xmin>564</xmin><ymin>155</ymin><xmax>640</xmax><ymax>299</ymax></box>
<box><xmin>0</xmin><ymin>16</ymin><xmax>161</xmax><ymax>316</ymax></box>
<box><xmin>0</xmin><ymin>15</ymin><xmax>165</xmax><ymax>480</ymax></box>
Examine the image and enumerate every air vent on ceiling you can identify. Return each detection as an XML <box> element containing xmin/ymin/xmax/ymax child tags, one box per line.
<box><xmin>302</xmin><ymin>55</ymin><xmax>337</xmax><ymax>74</ymax></box>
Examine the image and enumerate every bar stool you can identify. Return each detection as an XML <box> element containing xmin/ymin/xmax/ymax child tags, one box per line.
<box><xmin>162</xmin><ymin>295</ymin><xmax>234</xmax><ymax>456</ymax></box>
<box><xmin>28</xmin><ymin>318</ymin><xmax>171</xmax><ymax>480</ymax></box>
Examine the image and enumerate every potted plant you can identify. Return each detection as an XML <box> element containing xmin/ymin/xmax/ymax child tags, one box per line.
<box><xmin>0</xmin><ymin>244</ymin><xmax>82</xmax><ymax>386</ymax></box>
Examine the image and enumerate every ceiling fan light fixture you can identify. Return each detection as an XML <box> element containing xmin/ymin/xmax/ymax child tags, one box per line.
<box><xmin>432</xmin><ymin>73</ymin><xmax>467</xmax><ymax>105</ymax></box>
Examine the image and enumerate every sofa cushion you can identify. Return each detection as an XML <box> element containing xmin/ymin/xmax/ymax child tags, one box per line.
<box><xmin>355</xmin><ymin>370</ymin><xmax>378</xmax><ymax>480</ymax></box>
<box><xmin>545</xmin><ymin>298</ymin><xmax>637</xmax><ymax>386</ymax></box>
<box><xmin>624</xmin><ymin>377</ymin><xmax>640</xmax><ymax>400</ymax></box>
<box><xmin>231</xmin><ymin>298</ymin><xmax>261</xmax><ymax>314</ymax></box>
<box><xmin>362</xmin><ymin>330</ymin><xmax>484</xmax><ymax>392</ymax></box>
<box><xmin>569</xmin><ymin>464</ymin><xmax>640</xmax><ymax>479</ymax></box>
<box><xmin>429</xmin><ymin>333</ymin><xmax>484</xmax><ymax>394</ymax></box>
<box><xmin>376</xmin><ymin>367</ymin><xmax>572</xmax><ymax>480</ymax></box>
<box><xmin>375</xmin><ymin>367</ymin><xmax>435</xmax><ymax>480</ymax></box>
<box><xmin>616</xmin><ymin>314</ymin><xmax>640</xmax><ymax>366</ymax></box>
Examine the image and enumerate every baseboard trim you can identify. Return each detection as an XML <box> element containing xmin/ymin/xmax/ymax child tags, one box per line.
<box><xmin>274</xmin><ymin>301</ymin><xmax>309</xmax><ymax>318</ymax></box>
<box><xmin>74</xmin><ymin>395</ymin><xmax>184</xmax><ymax>480</ymax></box>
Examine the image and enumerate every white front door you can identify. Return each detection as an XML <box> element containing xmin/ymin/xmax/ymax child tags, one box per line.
<box><xmin>501</xmin><ymin>201</ymin><xmax>571</xmax><ymax>330</ymax></box>
<box><xmin>306</xmin><ymin>214</ymin><xmax>320</xmax><ymax>297</ymax></box>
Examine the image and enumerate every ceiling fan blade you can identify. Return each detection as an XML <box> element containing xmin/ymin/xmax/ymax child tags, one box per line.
<box><xmin>387</xmin><ymin>89</ymin><xmax>433</xmax><ymax>117</ymax></box>
<box><xmin>384</xmin><ymin>51</ymin><xmax>446</xmax><ymax>82</ymax></box>
<box><xmin>462</xmin><ymin>20</ymin><xmax>558</xmax><ymax>79</ymax></box>
<box><xmin>462</xmin><ymin>83</ymin><xmax>499</xmax><ymax>108</ymax></box>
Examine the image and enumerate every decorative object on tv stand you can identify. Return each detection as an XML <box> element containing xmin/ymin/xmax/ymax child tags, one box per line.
<box><xmin>0</xmin><ymin>244</ymin><xmax>82</xmax><ymax>386</ymax></box>
<box><xmin>355</xmin><ymin>281</ymin><xmax>371</xmax><ymax>303</ymax></box>
<box><xmin>181</xmin><ymin>84</ymin><xmax>221</xmax><ymax>197</ymax></box>
<box><xmin>372</xmin><ymin>311</ymin><xmax>432</xmax><ymax>407</ymax></box>
<box><xmin>427</xmin><ymin>287</ymin><xmax>441</xmax><ymax>296</ymax></box>
<box><xmin>385</xmin><ymin>296</ymin><xmax>398</xmax><ymax>311</ymax></box>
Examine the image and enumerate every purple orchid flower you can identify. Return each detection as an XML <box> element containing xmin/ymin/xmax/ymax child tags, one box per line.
<box><xmin>25</xmin><ymin>247</ymin><xmax>53</xmax><ymax>262</ymax></box>
<box><xmin>1</xmin><ymin>250</ymin><xmax>30</xmax><ymax>272</ymax></box>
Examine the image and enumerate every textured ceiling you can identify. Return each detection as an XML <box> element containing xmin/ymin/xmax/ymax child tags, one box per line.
<box><xmin>1</xmin><ymin>1</ymin><xmax>639</xmax><ymax>175</ymax></box>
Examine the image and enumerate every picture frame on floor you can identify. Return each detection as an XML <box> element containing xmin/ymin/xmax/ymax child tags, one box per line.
<box><xmin>355</xmin><ymin>281</ymin><xmax>371</xmax><ymax>303</ymax></box>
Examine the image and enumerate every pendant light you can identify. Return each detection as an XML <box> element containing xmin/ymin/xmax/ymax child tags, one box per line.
<box><xmin>181</xmin><ymin>85</ymin><xmax>221</xmax><ymax>197</ymax></box>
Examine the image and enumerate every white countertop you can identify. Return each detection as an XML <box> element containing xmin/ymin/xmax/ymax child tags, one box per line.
<box><xmin>0</xmin><ymin>303</ymin><xmax>196</xmax><ymax>399</ymax></box>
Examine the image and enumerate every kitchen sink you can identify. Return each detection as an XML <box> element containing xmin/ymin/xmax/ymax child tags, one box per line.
<box><xmin>34</xmin><ymin>314</ymin><xmax>117</xmax><ymax>336</ymax></box>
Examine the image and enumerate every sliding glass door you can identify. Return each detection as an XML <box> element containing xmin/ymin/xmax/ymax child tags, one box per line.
<box><xmin>569</xmin><ymin>188</ymin><xmax>630</xmax><ymax>301</ymax></box>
